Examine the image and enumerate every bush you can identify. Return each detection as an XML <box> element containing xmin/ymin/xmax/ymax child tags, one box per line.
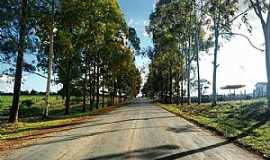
<box><xmin>71</xmin><ymin>97</ymin><xmax>82</xmax><ymax>104</ymax></box>
<box><xmin>21</xmin><ymin>99</ymin><xmax>34</xmax><ymax>107</ymax></box>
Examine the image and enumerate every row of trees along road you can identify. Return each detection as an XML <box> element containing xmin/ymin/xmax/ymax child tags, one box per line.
<box><xmin>0</xmin><ymin>0</ymin><xmax>142</xmax><ymax>123</ymax></box>
<box><xmin>142</xmin><ymin>0</ymin><xmax>270</xmax><ymax>109</ymax></box>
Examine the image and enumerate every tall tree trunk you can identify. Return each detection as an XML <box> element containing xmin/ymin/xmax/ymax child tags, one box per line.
<box><xmin>263</xmin><ymin>12</ymin><xmax>270</xmax><ymax>111</ymax></box>
<box><xmin>91</xmin><ymin>63</ymin><xmax>96</xmax><ymax>109</ymax></box>
<box><xmin>212</xmin><ymin>16</ymin><xmax>220</xmax><ymax>106</ymax></box>
<box><xmin>44</xmin><ymin>1</ymin><xmax>55</xmax><ymax>118</ymax></box>
<box><xmin>113</xmin><ymin>79</ymin><xmax>117</xmax><ymax>105</ymax></box>
<box><xmin>195</xmin><ymin>31</ymin><xmax>201</xmax><ymax>104</ymax></box>
<box><xmin>96</xmin><ymin>60</ymin><xmax>100</xmax><ymax>110</ymax></box>
<box><xmin>82</xmin><ymin>66</ymin><xmax>87</xmax><ymax>112</ymax></box>
<box><xmin>176</xmin><ymin>77</ymin><xmax>180</xmax><ymax>105</ymax></box>
<box><xmin>64</xmin><ymin>63</ymin><xmax>71</xmax><ymax>115</ymax></box>
<box><xmin>9</xmin><ymin>0</ymin><xmax>28</xmax><ymax>123</ymax></box>
<box><xmin>180</xmin><ymin>79</ymin><xmax>184</xmax><ymax>105</ymax></box>
<box><xmin>89</xmin><ymin>63</ymin><xmax>93</xmax><ymax>111</ymax></box>
<box><xmin>165</xmin><ymin>74</ymin><xmax>169</xmax><ymax>103</ymax></box>
<box><xmin>169</xmin><ymin>65</ymin><xmax>173</xmax><ymax>104</ymax></box>
<box><xmin>187</xmin><ymin>40</ymin><xmax>192</xmax><ymax>105</ymax></box>
<box><xmin>102</xmin><ymin>81</ymin><xmax>105</xmax><ymax>108</ymax></box>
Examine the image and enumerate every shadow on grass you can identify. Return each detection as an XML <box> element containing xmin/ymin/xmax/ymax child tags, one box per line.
<box><xmin>219</xmin><ymin>101</ymin><xmax>268</xmax><ymax>130</ymax></box>
<box><xmin>227</xmin><ymin>101</ymin><xmax>267</xmax><ymax>121</ymax></box>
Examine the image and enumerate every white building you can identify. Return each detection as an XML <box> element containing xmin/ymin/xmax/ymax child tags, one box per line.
<box><xmin>254</xmin><ymin>82</ymin><xmax>267</xmax><ymax>97</ymax></box>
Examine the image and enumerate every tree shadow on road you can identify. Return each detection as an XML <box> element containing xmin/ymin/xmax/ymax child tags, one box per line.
<box><xmin>157</xmin><ymin>115</ymin><xmax>269</xmax><ymax>160</ymax></box>
<box><xmin>31</xmin><ymin>125</ymin><xmax>172</xmax><ymax>146</ymax></box>
<box><xmin>86</xmin><ymin>145</ymin><xmax>180</xmax><ymax>160</ymax></box>
<box><xmin>84</xmin><ymin>118</ymin><xmax>266</xmax><ymax>160</ymax></box>
<box><xmin>166</xmin><ymin>125</ymin><xmax>201</xmax><ymax>133</ymax></box>
<box><xmin>64</xmin><ymin>115</ymin><xmax>177</xmax><ymax>130</ymax></box>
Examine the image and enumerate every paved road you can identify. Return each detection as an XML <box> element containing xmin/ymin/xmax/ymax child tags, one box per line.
<box><xmin>1</xmin><ymin>99</ymin><xmax>263</xmax><ymax>160</ymax></box>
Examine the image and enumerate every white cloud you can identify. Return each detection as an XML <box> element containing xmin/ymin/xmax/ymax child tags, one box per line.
<box><xmin>128</xmin><ymin>18</ymin><xmax>134</xmax><ymax>26</ymax></box>
<box><xmin>0</xmin><ymin>75</ymin><xmax>14</xmax><ymax>93</ymax></box>
<box><xmin>143</xmin><ymin>20</ymin><xmax>149</xmax><ymax>26</ymax></box>
<box><xmin>143</xmin><ymin>31</ymin><xmax>149</xmax><ymax>37</ymax></box>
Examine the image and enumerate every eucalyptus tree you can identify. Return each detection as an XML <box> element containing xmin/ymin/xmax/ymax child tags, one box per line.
<box><xmin>34</xmin><ymin>0</ymin><xmax>58</xmax><ymax>118</ymax></box>
<box><xmin>43</xmin><ymin>0</ymin><xmax>56</xmax><ymax>118</ymax></box>
<box><xmin>56</xmin><ymin>1</ymin><xmax>94</xmax><ymax>113</ymax></box>
<box><xmin>245</xmin><ymin>0</ymin><xmax>270</xmax><ymax>110</ymax></box>
<box><xmin>146</xmin><ymin>0</ymin><xmax>199</xmax><ymax>104</ymax></box>
<box><xmin>208</xmin><ymin>0</ymin><xmax>239</xmax><ymax>106</ymax></box>
<box><xmin>0</xmin><ymin>0</ymin><xmax>41</xmax><ymax>122</ymax></box>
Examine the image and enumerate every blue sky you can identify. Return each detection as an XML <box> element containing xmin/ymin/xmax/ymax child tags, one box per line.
<box><xmin>119</xmin><ymin>0</ymin><xmax>154</xmax><ymax>49</ymax></box>
<box><xmin>118</xmin><ymin>0</ymin><xmax>154</xmax><ymax>71</ymax></box>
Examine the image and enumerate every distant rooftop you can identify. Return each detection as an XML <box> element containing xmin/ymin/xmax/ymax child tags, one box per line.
<box><xmin>256</xmin><ymin>82</ymin><xmax>267</xmax><ymax>86</ymax></box>
<box><xmin>221</xmin><ymin>85</ymin><xmax>246</xmax><ymax>90</ymax></box>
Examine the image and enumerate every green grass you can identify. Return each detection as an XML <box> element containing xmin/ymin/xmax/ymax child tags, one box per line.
<box><xmin>0</xmin><ymin>95</ymin><xmax>113</xmax><ymax>140</ymax></box>
<box><xmin>0</xmin><ymin>95</ymin><xmax>110</xmax><ymax>118</ymax></box>
<box><xmin>0</xmin><ymin>96</ymin><xmax>64</xmax><ymax>117</ymax></box>
<box><xmin>159</xmin><ymin>99</ymin><xmax>270</xmax><ymax>158</ymax></box>
<box><xmin>0</xmin><ymin>105</ymin><xmax>109</xmax><ymax>140</ymax></box>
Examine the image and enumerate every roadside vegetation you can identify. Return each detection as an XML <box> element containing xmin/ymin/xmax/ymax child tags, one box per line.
<box><xmin>142</xmin><ymin>1</ymin><xmax>270</xmax><ymax>158</ymax></box>
<box><xmin>0</xmin><ymin>95</ymin><xmax>121</xmax><ymax>140</ymax></box>
<box><xmin>0</xmin><ymin>0</ymin><xmax>142</xmax><ymax>125</ymax></box>
<box><xmin>0</xmin><ymin>95</ymin><xmax>109</xmax><ymax>118</ymax></box>
<box><xmin>160</xmin><ymin>100</ymin><xmax>270</xmax><ymax>158</ymax></box>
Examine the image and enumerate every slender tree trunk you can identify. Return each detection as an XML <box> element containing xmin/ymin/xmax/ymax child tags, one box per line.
<box><xmin>96</xmin><ymin>59</ymin><xmax>100</xmax><ymax>110</ymax></box>
<box><xmin>160</xmin><ymin>72</ymin><xmax>164</xmax><ymax>102</ymax></box>
<box><xmin>9</xmin><ymin>0</ymin><xmax>28</xmax><ymax>123</ymax></box>
<box><xmin>102</xmin><ymin>82</ymin><xmax>105</xmax><ymax>108</ymax></box>
<box><xmin>113</xmin><ymin>79</ymin><xmax>117</xmax><ymax>105</ymax></box>
<box><xmin>176</xmin><ymin>78</ymin><xmax>180</xmax><ymax>105</ymax></box>
<box><xmin>64</xmin><ymin>63</ymin><xmax>71</xmax><ymax>115</ymax></box>
<box><xmin>195</xmin><ymin>31</ymin><xmax>201</xmax><ymax>104</ymax></box>
<box><xmin>169</xmin><ymin>65</ymin><xmax>173</xmax><ymax>104</ymax></box>
<box><xmin>187</xmin><ymin>41</ymin><xmax>192</xmax><ymax>105</ymax></box>
<box><xmin>263</xmin><ymin>14</ymin><xmax>270</xmax><ymax>111</ymax></box>
<box><xmin>212</xmin><ymin>16</ymin><xmax>220</xmax><ymax>107</ymax></box>
<box><xmin>165</xmin><ymin>74</ymin><xmax>169</xmax><ymax>103</ymax></box>
<box><xmin>82</xmin><ymin>66</ymin><xmax>87</xmax><ymax>112</ymax></box>
<box><xmin>180</xmin><ymin>79</ymin><xmax>184</xmax><ymax>105</ymax></box>
<box><xmin>91</xmin><ymin>63</ymin><xmax>96</xmax><ymax>109</ymax></box>
<box><xmin>89</xmin><ymin>63</ymin><xmax>93</xmax><ymax>111</ymax></box>
<box><xmin>106</xmin><ymin>66</ymin><xmax>110</xmax><ymax>106</ymax></box>
<box><xmin>44</xmin><ymin>2</ymin><xmax>55</xmax><ymax>118</ymax></box>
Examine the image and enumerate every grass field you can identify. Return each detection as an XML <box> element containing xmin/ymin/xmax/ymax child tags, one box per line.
<box><xmin>0</xmin><ymin>95</ymin><xmax>115</xmax><ymax>140</ymax></box>
<box><xmin>0</xmin><ymin>95</ymin><xmax>110</xmax><ymax>118</ymax></box>
<box><xmin>160</xmin><ymin>99</ymin><xmax>270</xmax><ymax>158</ymax></box>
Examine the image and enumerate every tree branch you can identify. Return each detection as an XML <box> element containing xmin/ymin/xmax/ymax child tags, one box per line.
<box><xmin>249</xmin><ymin>0</ymin><xmax>266</xmax><ymax>27</ymax></box>
<box><xmin>0</xmin><ymin>61</ymin><xmax>57</xmax><ymax>81</ymax></box>
<box><xmin>230</xmin><ymin>6</ymin><xmax>253</xmax><ymax>23</ymax></box>
<box><xmin>220</xmin><ymin>32</ymin><xmax>264</xmax><ymax>52</ymax></box>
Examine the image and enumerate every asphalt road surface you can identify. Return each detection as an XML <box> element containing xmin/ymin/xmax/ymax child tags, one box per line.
<box><xmin>0</xmin><ymin>98</ymin><xmax>263</xmax><ymax>160</ymax></box>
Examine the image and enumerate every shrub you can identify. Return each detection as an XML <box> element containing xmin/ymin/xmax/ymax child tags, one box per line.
<box><xmin>71</xmin><ymin>97</ymin><xmax>82</xmax><ymax>104</ymax></box>
<box><xmin>21</xmin><ymin>99</ymin><xmax>34</xmax><ymax>107</ymax></box>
